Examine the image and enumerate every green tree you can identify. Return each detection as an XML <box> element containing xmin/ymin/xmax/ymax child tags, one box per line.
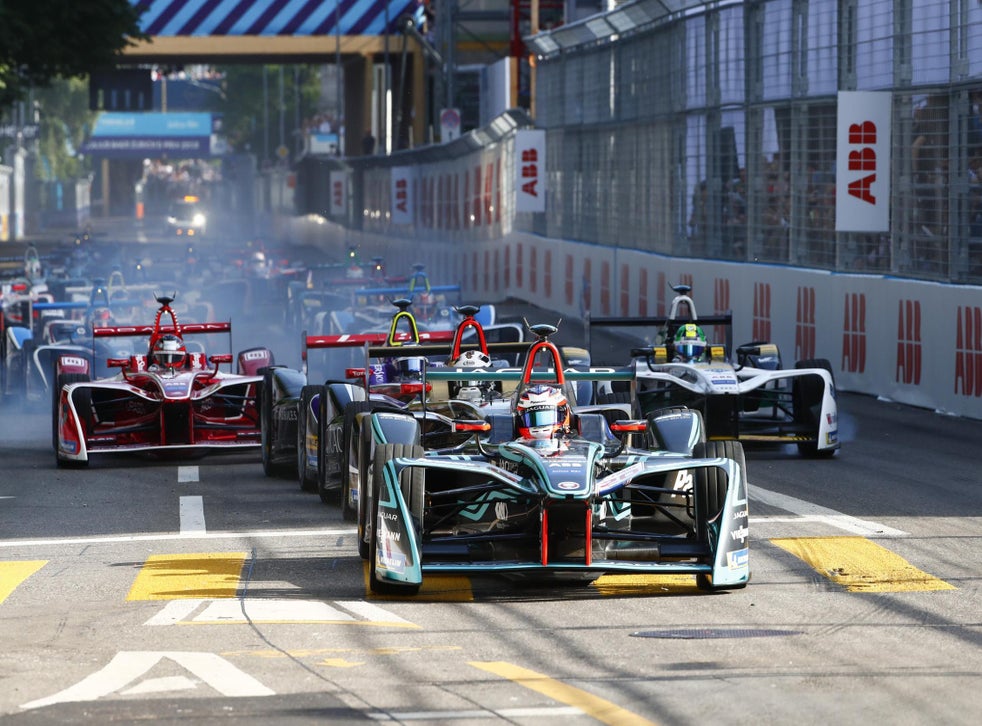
<box><xmin>32</xmin><ymin>78</ymin><xmax>96</xmax><ymax>181</ymax></box>
<box><xmin>0</xmin><ymin>0</ymin><xmax>146</xmax><ymax>108</ymax></box>
<box><xmin>214</xmin><ymin>65</ymin><xmax>324</xmax><ymax>160</ymax></box>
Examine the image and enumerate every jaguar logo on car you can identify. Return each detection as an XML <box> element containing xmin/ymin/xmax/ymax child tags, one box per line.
<box><xmin>556</xmin><ymin>481</ymin><xmax>581</xmax><ymax>490</ymax></box>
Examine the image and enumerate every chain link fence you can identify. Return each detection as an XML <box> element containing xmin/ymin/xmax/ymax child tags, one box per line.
<box><xmin>529</xmin><ymin>0</ymin><xmax>982</xmax><ymax>283</ymax></box>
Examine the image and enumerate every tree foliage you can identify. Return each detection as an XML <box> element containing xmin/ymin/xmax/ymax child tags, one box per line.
<box><xmin>0</xmin><ymin>0</ymin><xmax>146</xmax><ymax>108</ymax></box>
<box><xmin>215</xmin><ymin>65</ymin><xmax>324</xmax><ymax>159</ymax></box>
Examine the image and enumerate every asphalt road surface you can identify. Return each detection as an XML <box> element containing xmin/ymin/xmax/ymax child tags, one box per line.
<box><xmin>1</xmin><ymin>229</ymin><xmax>979</xmax><ymax>724</ymax></box>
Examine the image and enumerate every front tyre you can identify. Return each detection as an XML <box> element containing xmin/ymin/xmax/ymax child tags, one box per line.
<box><xmin>368</xmin><ymin>443</ymin><xmax>424</xmax><ymax>596</ymax></box>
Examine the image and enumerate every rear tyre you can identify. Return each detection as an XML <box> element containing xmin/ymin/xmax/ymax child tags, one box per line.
<box><xmin>260</xmin><ymin>369</ymin><xmax>278</xmax><ymax>477</ymax></box>
<box><xmin>368</xmin><ymin>443</ymin><xmax>424</xmax><ymax>596</ymax></box>
<box><xmin>297</xmin><ymin>385</ymin><xmax>320</xmax><ymax>492</ymax></box>
<box><xmin>792</xmin><ymin>358</ymin><xmax>836</xmax><ymax>458</ymax></box>
<box><xmin>340</xmin><ymin>401</ymin><xmax>373</xmax><ymax>521</ymax></box>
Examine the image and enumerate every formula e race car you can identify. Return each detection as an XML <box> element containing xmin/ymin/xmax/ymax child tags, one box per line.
<box><xmin>52</xmin><ymin>294</ymin><xmax>272</xmax><ymax>467</ymax></box>
<box><xmin>590</xmin><ymin>284</ymin><xmax>838</xmax><ymax>457</ymax></box>
<box><xmin>358</xmin><ymin>323</ymin><xmax>750</xmax><ymax>595</ymax></box>
<box><xmin>260</xmin><ymin>301</ymin><xmax>533</xmax><ymax>508</ymax></box>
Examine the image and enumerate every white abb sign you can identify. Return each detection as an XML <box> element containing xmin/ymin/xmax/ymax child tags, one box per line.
<box><xmin>515</xmin><ymin>130</ymin><xmax>546</xmax><ymax>213</ymax></box>
<box><xmin>835</xmin><ymin>91</ymin><xmax>892</xmax><ymax>232</ymax></box>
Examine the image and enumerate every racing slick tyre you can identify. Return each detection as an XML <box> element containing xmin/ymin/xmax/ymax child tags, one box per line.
<box><xmin>297</xmin><ymin>385</ymin><xmax>320</xmax><ymax>492</ymax></box>
<box><xmin>260</xmin><ymin>368</ymin><xmax>279</xmax><ymax>477</ymax></box>
<box><xmin>316</xmin><ymin>385</ymin><xmax>339</xmax><ymax>505</ymax></box>
<box><xmin>357</xmin><ymin>422</ymin><xmax>375</xmax><ymax>560</ymax></box>
<box><xmin>340</xmin><ymin>401</ymin><xmax>373</xmax><ymax>522</ymax></box>
<box><xmin>53</xmin><ymin>372</ymin><xmax>91</xmax><ymax>468</ymax></box>
<box><xmin>369</xmin><ymin>443</ymin><xmax>424</xmax><ymax>596</ymax></box>
<box><xmin>792</xmin><ymin>358</ymin><xmax>836</xmax><ymax>458</ymax></box>
<box><xmin>692</xmin><ymin>439</ymin><xmax>747</xmax><ymax>591</ymax></box>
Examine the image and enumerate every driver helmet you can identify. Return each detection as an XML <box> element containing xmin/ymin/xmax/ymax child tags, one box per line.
<box><xmin>153</xmin><ymin>334</ymin><xmax>187</xmax><ymax>370</ymax></box>
<box><xmin>516</xmin><ymin>384</ymin><xmax>571</xmax><ymax>441</ymax></box>
<box><xmin>88</xmin><ymin>307</ymin><xmax>113</xmax><ymax>328</ymax></box>
<box><xmin>674</xmin><ymin>323</ymin><xmax>708</xmax><ymax>363</ymax></box>
<box><xmin>450</xmin><ymin>349</ymin><xmax>492</xmax><ymax>402</ymax></box>
<box><xmin>394</xmin><ymin>355</ymin><xmax>426</xmax><ymax>380</ymax></box>
<box><xmin>248</xmin><ymin>251</ymin><xmax>267</xmax><ymax>276</ymax></box>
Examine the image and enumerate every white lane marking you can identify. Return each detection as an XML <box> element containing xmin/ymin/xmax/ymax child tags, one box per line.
<box><xmin>337</xmin><ymin>599</ymin><xmax>414</xmax><ymax>625</ymax></box>
<box><xmin>369</xmin><ymin>707</ymin><xmax>583</xmax><ymax>721</ymax></box>
<box><xmin>178</xmin><ymin>466</ymin><xmax>199</xmax><ymax>483</ymax></box>
<box><xmin>751</xmin><ymin>486</ymin><xmax>908</xmax><ymax>537</ymax></box>
<box><xmin>120</xmin><ymin>675</ymin><xmax>197</xmax><ymax>695</ymax></box>
<box><xmin>189</xmin><ymin>599</ymin><xmax>357</xmax><ymax>624</ymax></box>
<box><xmin>179</xmin><ymin>496</ymin><xmax>206</xmax><ymax>535</ymax></box>
<box><xmin>144</xmin><ymin>599</ymin><xmax>205</xmax><ymax>626</ymax></box>
<box><xmin>144</xmin><ymin>598</ymin><xmax>416</xmax><ymax>627</ymax></box>
<box><xmin>20</xmin><ymin>651</ymin><xmax>274</xmax><ymax>709</ymax></box>
<box><xmin>0</xmin><ymin>526</ymin><xmax>357</xmax><ymax>549</ymax></box>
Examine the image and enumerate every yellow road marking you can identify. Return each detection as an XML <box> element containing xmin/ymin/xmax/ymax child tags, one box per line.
<box><xmin>0</xmin><ymin>561</ymin><xmax>47</xmax><ymax>603</ymax></box>
<box><xmin>592</xmin><ymin>573</ymin><xmax>696</xmax><ymax>596</ymax></box>
<box><xmin>364</xmin><ymin>563</ymin><xmax>473</xmax><ymax>601</ymax></box>
<box><xmin>770</xmin><ymin>537</ymin><xmax>956</xmax><ymax>592</ymax></box>
<box><xmin>127</xmin><ymin>553</ymin><xmax>246</xmax><ymax>601</ymax></box>
<box><xmin>470</xmin><ymin>661</ymin><xmax>658</xmax><ymax>726</ymax></box>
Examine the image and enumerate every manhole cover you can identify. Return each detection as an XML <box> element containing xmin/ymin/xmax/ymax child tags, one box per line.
<box><xmin>631</xmin><ymin>628</ymin><xmax>800</xmax><ymax>639</ymax></box>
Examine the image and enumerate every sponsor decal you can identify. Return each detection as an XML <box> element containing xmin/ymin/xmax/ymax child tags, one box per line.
<box><xmin>836</xmin><ymin>92</ymin><xmax>892</xmax><ymax>232</ymax></box>
<box><xmin>842</xmin><ymin>292</ymin><xmax>867</xmax><ymax>373</ymax></box>
<box><xmin>671</xmin><ymin>469</ymin><xmax>693</xmax><ymax>498</ymax></box>
<box><xmin>515</xmin><ymin>130</ymin><xmax>546</xmax><ymax>212</ymax></box>
<box><xmin>954</xmin><ymin>306</ymin><xmax>982</xmax><ymax>397</ymax></box>
<box><xmin>714</xmin><ymin>277</ymin><xmax>730</xmax><ymax>316</ymax></box>
<box><xmin>61</xmin><ymin>356</ymin><xmax>87</xmax><ymax>369</ymax></box>
<box><xmin>728</xmin><ymin>548</ymin><xmax>750</xmax><ymax>569</ymax></box>
<box><xmin>600</xmin><ymin>260</ymin><xmax>611</xmax><ymax>316</ymax></box>
<box><xmin>242</xmin><ymin>350</ymin><xmax>267</xmax><ymax>361</ymax></box>
<box><xmin>556</xmin><ymin>481</ymin><xmax>581</xmax><ymax>490</ymax></box>
<box><xmin>733</xmin><ymin>509</ymin><xmax>748</xmax><ymax>521</ymax></box>
<box><xmin>753</xmin><ymin>282</ymin><xmax>771</xmax><ymax>342</ymax></box>
<box><xmin>796</xmin><ymin>286</ymin><xmax>817</xmax><ymax>361</ymax></box>
<box><xmin>730</xmin><ymin>525</ymin><xmax>749</xmax><ymax>543</ymax></box>
<box><xmin>620</xmin><ymin>264</ymin><xmax>630</xmax><ymax>317</ymax></box>
<box><xmin>896</xmin><ymin>299</ymin><xmax>922</xmax><ymax>385</ymax></box>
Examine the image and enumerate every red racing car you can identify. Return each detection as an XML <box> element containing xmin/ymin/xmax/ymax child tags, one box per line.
<box><xmin>53</xmin><ymin>294</ymin><xmax>273</xmax><ymax>467</ymax></box>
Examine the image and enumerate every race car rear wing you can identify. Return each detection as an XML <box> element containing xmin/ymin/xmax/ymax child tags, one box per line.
<box><xmin>587</xmin><ymin>312</ymin><xmax>734</xmax><ymax>362</ymax></box>
<box><xmin>92</xmin><ymin>322</ymin><xmax>232</xmax><ymax>338</ymax></box>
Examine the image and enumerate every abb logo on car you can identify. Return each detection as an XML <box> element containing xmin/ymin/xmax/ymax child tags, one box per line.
<box><xmin>842</xmin><ymin>292</ymin><xmax>867</xmax><ymax>374</ymax></box>
<box><xmin>896</xmin><ymin>299</ymin><xmax>922</xmax><ymax>386</ymax></box>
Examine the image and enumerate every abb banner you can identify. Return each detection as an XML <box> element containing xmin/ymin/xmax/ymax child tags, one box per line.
<box><xmin>836</xmin><ymin>91</ymin><xmax>892</xmax><ymax>232</ymax></box>
<box><xmin>391</xmin><ymin>167</ymin><xmax>414</xmax><ymax>225</ymax></box>
<box><xmin>329</xmin><ymin>170</ymin><xmax>347</xmax><ymax>216</ymax></box>
<box><xmin>515</xmin><ymin>130</ymin><xmax>546</xmax><ymax>213</ymax></box>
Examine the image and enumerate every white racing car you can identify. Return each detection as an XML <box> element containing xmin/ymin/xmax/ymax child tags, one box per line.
<box><xmin>590</xmin><ymin>284</ymin><xmax>839</xmax><ymax>458</ymax></box>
